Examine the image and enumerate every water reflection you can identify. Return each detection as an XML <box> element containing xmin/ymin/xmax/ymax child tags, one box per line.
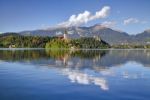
<box><xmin>0</xmin><ymin>49</ymin><xmax>150</xmax><ymax>91</ymax></box>
<box><xmin>61</xmin><ymin>68</ymin><xmax>108</xmax><ymax>90</ymax></box>
<box><xmin>122</xmin><ymin>71</ymin><xmax>143</xmax><ymax>79</ymax></box>
<box><xmin>0</xmin><ymin>49</ymin><xmax>150</xmax><ymax>67</ymax></box>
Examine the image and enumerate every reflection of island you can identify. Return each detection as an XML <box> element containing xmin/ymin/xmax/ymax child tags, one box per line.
<box><xmin>0</xmin><ymin>49</ymin><xmax>150</xmax><ymax>68</ymax></box>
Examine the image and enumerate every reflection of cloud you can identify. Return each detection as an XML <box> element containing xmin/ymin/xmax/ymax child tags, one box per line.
<box><xmin>122</xmin><ymin>71</ymin><xmax>143</xmax><ymax>79</ymax></box>
<box><xmin>93</xmin><ymin>78</ymin><xmax>108</xmax><ymax>90</ymax></box>
<box><xmin>68</xmin><ymin>72</ymin><xmax>89</xmax><ymax>84</ymax></box>
<box><xmin>100</xmin><ymin>70</ymin><xmax>115</xmax><ymax>76</ymax></box>
<box><xmin>61</xmin><ymin>68</ymin><xmax>109</xmax><ymax>91</ymax></box>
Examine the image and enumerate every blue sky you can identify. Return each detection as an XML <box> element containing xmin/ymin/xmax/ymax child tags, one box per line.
<box><xmin>0</xmin><ymin>0</ymin><xmax>150</xmax><ymax>34</ymax></box>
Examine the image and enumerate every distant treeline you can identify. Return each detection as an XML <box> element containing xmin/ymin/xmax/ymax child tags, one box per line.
<box><xmin>112</xmin><ymin>44</ymin><xmax>150</xmax><ymax>49</ymax></box>
<box><xmin>0</xmin><ymin>33</ymin><xmax>110</xmax><ymax>49</ymax></box>
<box><xmin>0</xmin><ymin>33</ymin><xmax>53</xmax><ymax>48</ymax></box>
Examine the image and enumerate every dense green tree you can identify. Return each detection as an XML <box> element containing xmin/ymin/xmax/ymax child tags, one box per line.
<box><xmin>0</xmin><ymin>33</ymin><xmax>110</xmax><ymax>49</ymax></box>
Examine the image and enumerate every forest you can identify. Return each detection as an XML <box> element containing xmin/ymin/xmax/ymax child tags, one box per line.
<box><xmin>0</xmin><ymin>33</ymin><xmax>110</xmax><ymax>49</ymax></box>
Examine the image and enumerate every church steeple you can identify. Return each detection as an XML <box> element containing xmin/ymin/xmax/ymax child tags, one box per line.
<box><xmin>64</xmin><ymin>29</ymin><xmax>68</xmax><ymax>40</ymax></box>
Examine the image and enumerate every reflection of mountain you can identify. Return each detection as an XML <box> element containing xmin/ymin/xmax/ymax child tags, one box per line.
<box><xmin>0</xmin><ymin>49</ymin><xmax>150</xmax><ymax>69</ymax></box>
<box><xmin>0</xmin><ymin>49</ymin><xmax>106</xmax><ymax>61</ymax></box>
<box><xmin>99</xmin><ymin>50</ymin><xmax>150</xmax><ymax>67</ymax></box>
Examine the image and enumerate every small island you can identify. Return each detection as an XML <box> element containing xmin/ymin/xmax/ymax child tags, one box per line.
<box><xmin>0</xmin><ymin>31</ymin><xmax>110</xmax><ymax>49</ymax></box>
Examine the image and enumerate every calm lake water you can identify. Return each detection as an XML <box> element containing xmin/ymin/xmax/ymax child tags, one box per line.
<box><xmin>0</xmin><ymin>49</ymin><xmax>150</xmax><ymax>100</ymax></box>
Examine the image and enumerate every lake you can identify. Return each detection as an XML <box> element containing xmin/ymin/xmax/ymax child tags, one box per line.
<box><xmin>0</xmin><ymin>49</ymin><xmax>150</xmax><ymax>100</ymax></box>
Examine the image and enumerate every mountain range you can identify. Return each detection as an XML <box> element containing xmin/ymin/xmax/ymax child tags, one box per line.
<box><xmin>6</xmin><ymin>24</ymin><xmax>150</xmax><ymax>45</ymax></box>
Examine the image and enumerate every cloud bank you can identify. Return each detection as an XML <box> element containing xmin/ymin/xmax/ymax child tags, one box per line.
<box><xmin>101</xmin><ymin>21</ymin><xmax>116</xmax><ymax>28</ymax></box>
<box><xmin>124</xmin><ymin>18</ymin><xmax>139</xmax><ymax>25</ymax></box>
<box><xmin>58</xmin><ymin>6</ymin><xmax>111</xmax><ymax>27</ymax></box>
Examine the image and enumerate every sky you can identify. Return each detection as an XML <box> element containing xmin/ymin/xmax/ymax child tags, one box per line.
<box><xmin>0</xmin><ymin>0</ymin><xmax>150</xmax><ymax>34</ymax></box>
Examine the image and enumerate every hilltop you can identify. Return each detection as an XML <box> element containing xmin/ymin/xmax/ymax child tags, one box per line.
<box><xmin>15</xmin><ymin>24</ymin><xmax>150</xmax><ymax>45</ymax></box>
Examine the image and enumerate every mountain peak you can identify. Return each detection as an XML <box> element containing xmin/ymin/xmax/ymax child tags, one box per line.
<box><xmin>90</xmin><ymin>24</ymin><xmax>107</xmax><ymax>30</ymax></box>
<box><xmin>145</xmin><ymin>29</ymin><xmax>150</xmax><ymax>33</ymax></box>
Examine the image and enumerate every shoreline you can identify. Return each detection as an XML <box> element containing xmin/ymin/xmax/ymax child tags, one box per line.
<box><xmin>0</xmin><ymin>48</ymin><xmax>150</xmax><ymax>50</ymax></box>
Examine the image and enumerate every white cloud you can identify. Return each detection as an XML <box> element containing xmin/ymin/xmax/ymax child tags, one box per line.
<box><xmin>123</xmin><ymin>18</ymin><xmax>147</xmax><ymax>25</ymax></box>
<box><xmin>123</xmin><ymin>18</ymin><xmax>139</xmax><ymax>25</ymax></box>
<box><xmin>56</xmin><ymin>31</ymin><xmax>63</xmax><ymax>35</ymax></box>
<box><xmin>58</xmin><ymin>6</ymin><xmax>111</xmax><ymax>27</ymax></box>
<box><xmin>101</xmin><ymin>21</ymin><xmax>116</xmax><ymax>28</ymax></box>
